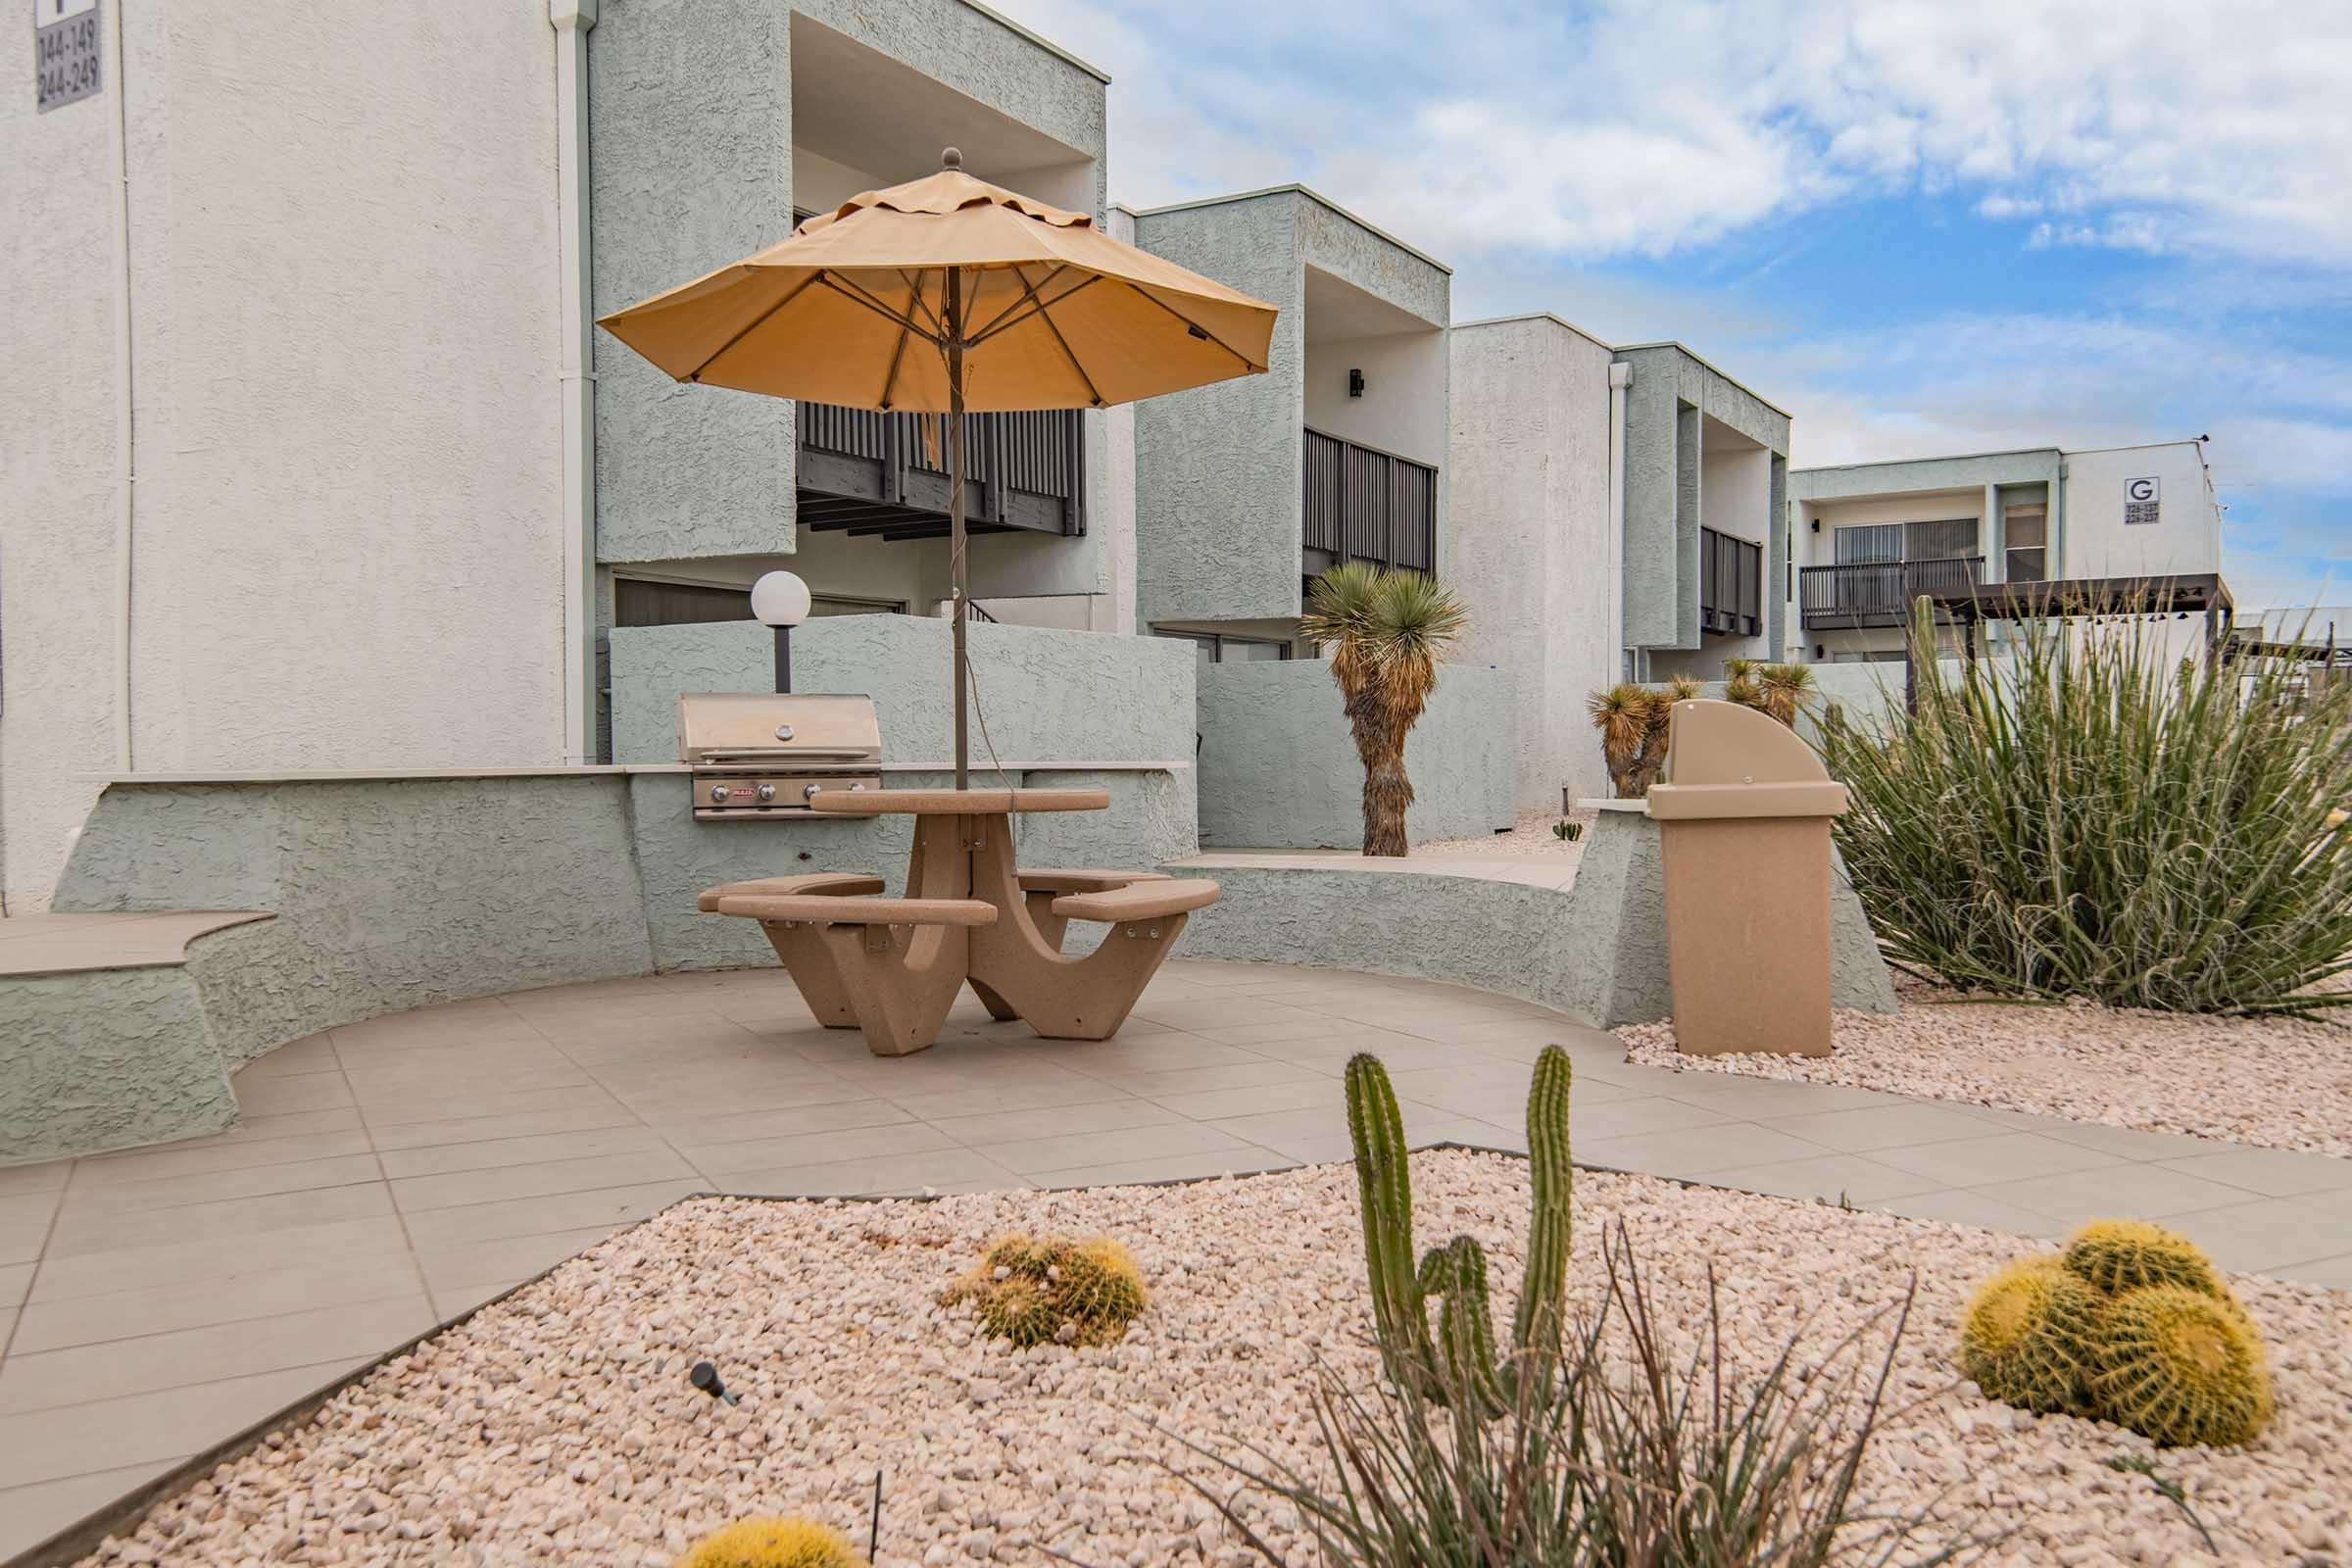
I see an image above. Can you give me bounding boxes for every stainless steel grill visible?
[677,693,883,820]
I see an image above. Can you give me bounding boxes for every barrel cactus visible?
[2091,1285,2273,1447]
[1346,1045,1572,1411]
[1959,1257,2102,1415]
[2061,1219,2225,1299]
[945,1233,1147,1349]
[678,1516,865,1568]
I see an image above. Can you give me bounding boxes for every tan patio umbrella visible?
[599,150,1277,787]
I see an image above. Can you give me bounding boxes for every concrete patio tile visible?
[365,1094,642,1151]
[398,1181,709,1250]
[0,1162,73,1199]
[529,1010,768,1054]
[879,1075,1142,1123]
[71,1129,374,1185]
[1383,1064,1649,1120]
[2021,1119,2240,1162]
[390,1148,699,1213]
[719,1147,1026,1198]
[326,1008,542,1052]
[1266,1037,1490,1074]
[1149,1075,1356,1122]
[1129,996,1329,1031]
[1872,1189,2070,1240]
[1968,1161,2261,1225]
[1018,1033,1272,1075]
[1577,1122,1832,1180]
[926,1098,1181,1148]
[10,1254,427,1355]
[1213,1113,1506,1165]
[1031,1148,1299,1189]
[233,1072,356,1118]
[2158,1197,2352,1274]
[340,1041,589,1094]
[1569,1096,1740,1142]
[643,1098,909,1152]
[43,1181,395,1260]
[0,1262,33,1309]
[375,1124,676,1180]
[183,1106,367,1144]
[412,1224,631,1301]
[2154,1147,2352,1199]
[1760,1102,2015,1154]
[0,1293,433,1415]
[1692,1152,1943,1206]
[0,1458,183,1562]
[1188,1016,1365,1047]
[686,1120,959,1179]
[1066,1057,1336,1098]
[2283,1253,2352,1289]
[1642,1074,1896,1116]
[58,1153,384,1216]
[597,1070,880,1122]
[1868,1133,2130,1188]
[1437,1015,1622,1051]
[233,1034,341,1080]
[0,1196,63,1270]
[0,1360,357,1490]
[27,1217,413,1303]
[1155,959,1298,988]
[973,1120,1259,1178]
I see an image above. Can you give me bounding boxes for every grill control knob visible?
[755,783,777,803]
[804,782,823,801]
[708,783,730,804]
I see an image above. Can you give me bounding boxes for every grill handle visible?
[692,749,880,764]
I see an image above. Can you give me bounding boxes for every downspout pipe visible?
[1607,361,1631,682]
[108,0,135,769]
[553,0,598,764]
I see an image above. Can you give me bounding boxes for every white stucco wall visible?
[1303,330,1449,467]
[2061,442,2221,580]
[3,3,566,911]
[1446,317,1618,809]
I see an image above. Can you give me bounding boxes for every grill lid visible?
[677,693,882,765]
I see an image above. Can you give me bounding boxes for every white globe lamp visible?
[751,570,811,691]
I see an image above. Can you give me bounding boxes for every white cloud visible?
[1004,0,2352,270]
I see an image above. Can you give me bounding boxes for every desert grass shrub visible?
[1183,1230,1969,1568]
[1818,601,2352,1013]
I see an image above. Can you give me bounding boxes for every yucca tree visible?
[1722,656,1765,714]
[1302,564,1467,857]
[1585,675,1698,798]
[1759,661,1820,727]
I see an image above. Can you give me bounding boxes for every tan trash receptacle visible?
[1645,699,1849,1056]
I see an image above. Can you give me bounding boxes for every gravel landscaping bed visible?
[1421,807,1595,862]
[1621,981,2352,1159]
[73,1153,2349,1568]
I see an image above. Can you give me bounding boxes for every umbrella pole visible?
[947,269,969,791]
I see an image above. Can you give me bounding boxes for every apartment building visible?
[1788,439,2225,662]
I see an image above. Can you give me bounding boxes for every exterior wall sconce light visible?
[1348,368,1365,398]
[1809,517,1820,532]
[752,568,813,693]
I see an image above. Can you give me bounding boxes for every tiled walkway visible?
[3,957,2349,1554]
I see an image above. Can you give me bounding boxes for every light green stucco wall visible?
[0,965,237,1164]
[1196,659,1514,848]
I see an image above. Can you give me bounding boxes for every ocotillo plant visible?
[1344,1046,1573,1411]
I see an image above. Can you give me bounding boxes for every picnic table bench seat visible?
[696,873,884,912]
[1048,877,1221,923]
[712,893,998,927]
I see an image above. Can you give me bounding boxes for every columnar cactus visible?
[678,1516,865,1568]
[1345,1046,1573,1410]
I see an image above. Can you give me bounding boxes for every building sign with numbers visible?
[34,0,100,112]
[2124,475,2160,527]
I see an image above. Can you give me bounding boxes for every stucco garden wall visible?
[1196,659,1514,848]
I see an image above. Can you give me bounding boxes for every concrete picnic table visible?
[700,787,1220,1056]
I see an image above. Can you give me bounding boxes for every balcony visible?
[1800,557,1986,629]
[1300,427,1438,577]
[796,404,1085,542]
[1699,527,1763,637]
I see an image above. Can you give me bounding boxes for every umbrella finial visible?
[941,146,962,171]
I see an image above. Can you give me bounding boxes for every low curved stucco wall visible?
[1174,809,1896,1028]
[1197,659,1515,849]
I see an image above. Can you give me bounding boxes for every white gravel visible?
[1420,808,1596,864]
[1621,978,2352,1159]
[74,1153,2350,1568]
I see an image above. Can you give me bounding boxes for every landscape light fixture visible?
[688,1360,740,1405]
[751,569,812,693]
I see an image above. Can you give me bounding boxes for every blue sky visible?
[1003,0,2352,609]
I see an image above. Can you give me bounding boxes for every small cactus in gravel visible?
[677,1516,865,1568]
[1959,1256,2103,1415]
[2092,1285,2273,1447]
[944,1233,1147,1349]
[2061,1219,2225,1299]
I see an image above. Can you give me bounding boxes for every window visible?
[1155,630,1292,671]
[615,578,906,629]
[2004,505,2047,583]
[809,594,907,617]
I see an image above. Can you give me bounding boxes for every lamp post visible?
[751,570,811,693]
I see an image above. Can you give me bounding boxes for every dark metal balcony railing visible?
[1699,527,1763,637]
[1301,427,1438,577]
[1799,557,1985,628]
[795,404,1085,541]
